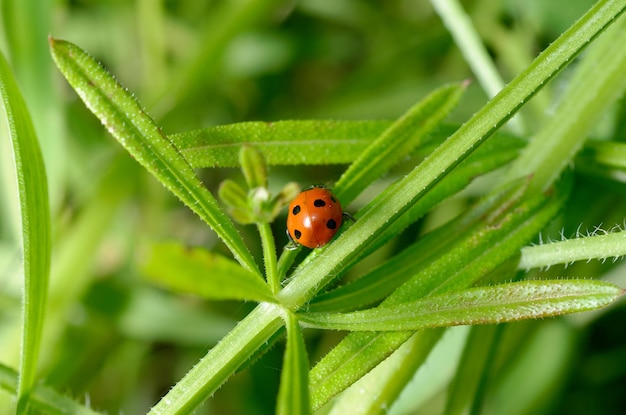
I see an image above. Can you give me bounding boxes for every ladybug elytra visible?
[286,187,353,249]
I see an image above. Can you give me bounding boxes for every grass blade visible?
[0,49,51,413]
[2,0,65,210]
[49,38,259,275]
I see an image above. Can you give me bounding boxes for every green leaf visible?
[168,120,390,167]
[0,49,51,413]
[307,179,567,410]
[307,137,526,312]
[300,280,623,331]
[148,3,626,411]
[2,0,66,210]
[0,363,103,415]
[218,179,254,224]
[257,221,280,294]
[279,1,626,313]
[503,6,626,192]
[325,328,445,415]
[142,243,275,303]
[48,38,260,276]
[333,81,467,205]
[240,144,268,189]
[276,313,310,415]
[349,131,525,262]
[430,1,508,101]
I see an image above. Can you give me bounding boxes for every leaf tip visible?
[48,36,59,48]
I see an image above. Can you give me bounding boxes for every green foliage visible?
[142,243,275,303]
[1,1,626,415]
[300,280,623,331]
[0,49,51,413]
[0,364,101,415]
[49,38,260,276]
[171,120,389,167]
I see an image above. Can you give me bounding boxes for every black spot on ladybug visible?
[292,205,301,215]
[326,219,337,229]
[313,199,326,207]
[330,196,337,203]
[294,229,302,239]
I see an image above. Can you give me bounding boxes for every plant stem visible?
[148,303,283,415]
[519,230,626,270]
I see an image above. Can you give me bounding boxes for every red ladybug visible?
[286,187,354,249]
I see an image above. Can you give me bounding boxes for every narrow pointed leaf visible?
[276,313,310,415]
[148,2,626,412]
[49,38,259,275]
[300,280,623,331]
[308,180,567,409]
[0,50,51,413]
[503,12,626,192]
[143,243,274,303]
[279,0,626,312]
[333,82,467,205]
[169,120,390,168]
[326,329,444,415]
[308,138,525,313]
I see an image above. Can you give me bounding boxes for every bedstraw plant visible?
[1,1,626,414]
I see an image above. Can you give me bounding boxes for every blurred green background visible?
[2,0,626,414]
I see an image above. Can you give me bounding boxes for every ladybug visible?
[286,187,354,249]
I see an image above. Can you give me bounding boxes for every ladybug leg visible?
[285,229,299,250]
[342,212,356,223]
